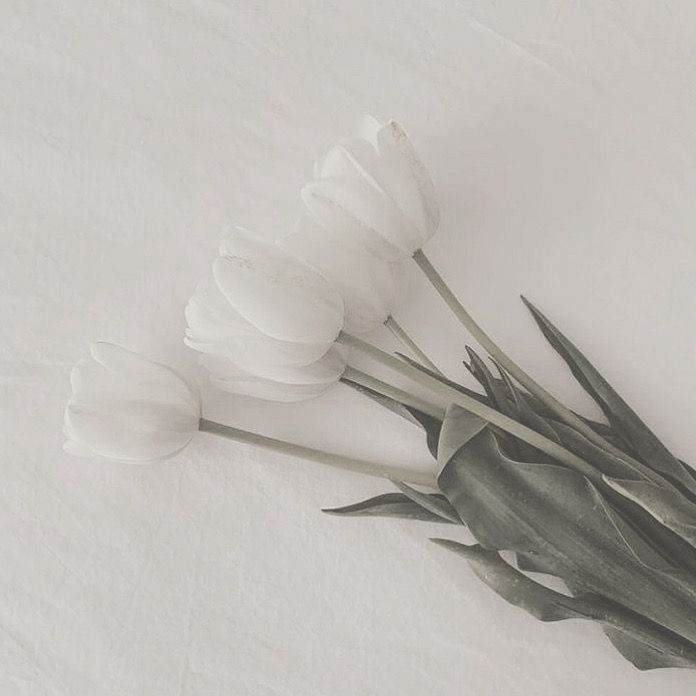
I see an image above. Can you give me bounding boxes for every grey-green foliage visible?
[331,299,696,671]
[432,539,696,670]
[436,404,696,670]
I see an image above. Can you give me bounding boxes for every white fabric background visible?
[3,1,696,694]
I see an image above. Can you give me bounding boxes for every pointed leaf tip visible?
[392,480,462,523]
[324,492,456,524]
[522,297,696,492]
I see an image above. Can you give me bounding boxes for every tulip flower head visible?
[302,115,440,262]
[64,343,201,462]
[185,228,347,401]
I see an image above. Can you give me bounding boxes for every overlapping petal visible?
[199,345,346,402]
[185,228,348,402]
[185,275,331,370]
[64,343,200,462]
[214,228,344,343]
[302,115,439,260]
[281,214,404,335]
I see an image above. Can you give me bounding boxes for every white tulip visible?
[64,343,200,462]
[185,228,348,401]
[280,213,405,335]
[302,115,439,261]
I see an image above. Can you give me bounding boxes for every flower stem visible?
[384,316,441,374]
[412,250,637,460]
[338,332,605,483]
[198,418,437,488]
[342,366,445,420]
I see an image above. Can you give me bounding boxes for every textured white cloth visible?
[3,2,696,694]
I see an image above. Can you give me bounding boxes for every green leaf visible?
[516,552,558,575]
[547,418,645,479]
[526,418,696,574]
[604,476,696,550]
[322,493,456,524]
[435,407,489,473]
[601,628,696,671]
[494,362,561,446]
[464,347,515,416]
[432,540,578,620]
[432,540,696,670]
[521,296,696,493]
[490,373,630,453]
[403,408,441,459]
[391,480,461,524]
[436,404,696,648]
[463,348,532,460]
[395,352,489,404]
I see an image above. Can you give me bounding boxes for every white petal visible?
[202,345,345,386]
[214,228,344,343]
[64,401,197,462]
[357,114,384,145]
[316,143,377,183]
[340,119,439,246]
[185,275,330,370]
[211,373,332,402]
[302,176,420,261]
[63,344,200,462]
[309,116,439,256]
[340,134,429,240]
[199,347,345,402]
[281,215,403,334]
[90,342,200,413]
[375,120,439,240]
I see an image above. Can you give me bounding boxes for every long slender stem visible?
[338,332,616,484]
[343,366,445,420]
[198,418,437,488]
[412,250,643,464]
[384,316,441,375]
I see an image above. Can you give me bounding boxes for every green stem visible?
[198,418,437,488]
[338,332,605,483]
[412,250,645,466]
[384,316,441,375]
[343,366,445,420]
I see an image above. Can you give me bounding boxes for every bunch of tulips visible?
[64,116,696,672]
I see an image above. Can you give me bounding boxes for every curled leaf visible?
[436,404,696,646]
[323,492,455,524]
[603,476,696,549]
[433,539,696,670]
[391,480,461,524]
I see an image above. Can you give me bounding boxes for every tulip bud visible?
[185,228,347,401]
[302,115,439,261]
[64,343,200,462]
